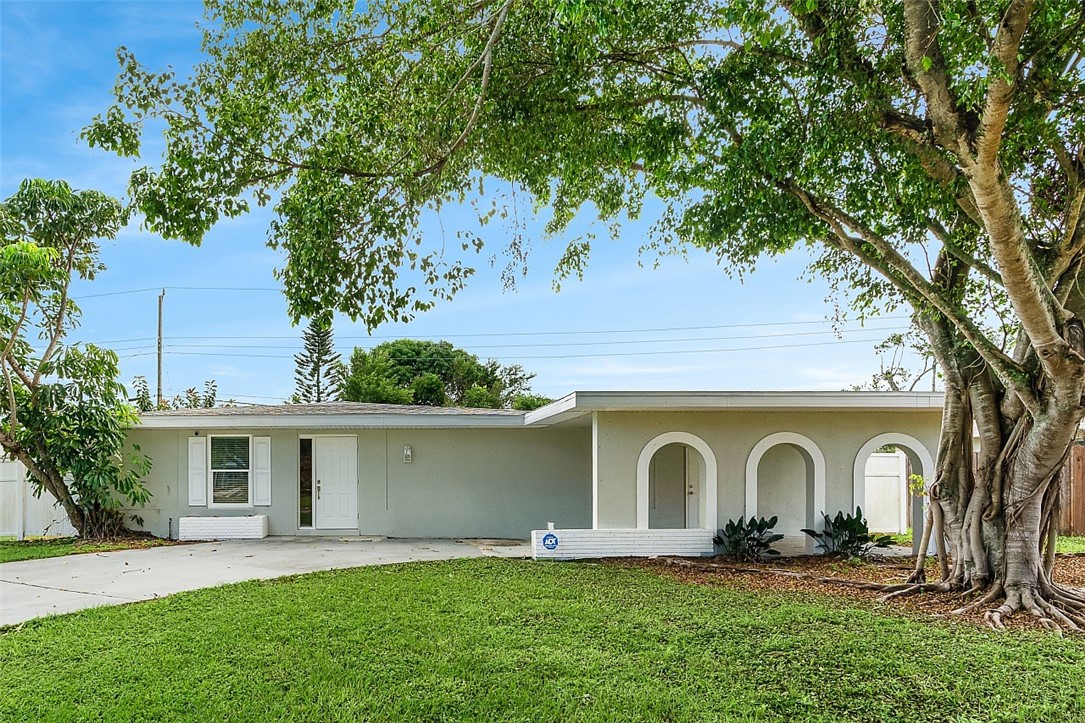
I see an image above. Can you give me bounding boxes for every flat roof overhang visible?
[523,391,946,427]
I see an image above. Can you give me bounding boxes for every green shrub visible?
[801,507,894,558]
[713,516,784,561]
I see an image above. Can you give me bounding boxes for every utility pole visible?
[157,288,166,407]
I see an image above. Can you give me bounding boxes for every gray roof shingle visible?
[140,402,523,418]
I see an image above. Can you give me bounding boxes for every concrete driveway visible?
[0,537,529,627]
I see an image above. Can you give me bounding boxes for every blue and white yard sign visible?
[541,533,559,550]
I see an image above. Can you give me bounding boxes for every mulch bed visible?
[607,554,1085,632]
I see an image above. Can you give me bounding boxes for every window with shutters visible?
[209,436,251,506]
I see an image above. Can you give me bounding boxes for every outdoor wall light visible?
[403,445,413,464]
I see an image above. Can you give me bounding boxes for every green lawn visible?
[1058,536,1085,554]
[0,536,171,564]
[878,530,1085,555]
[2,559,1084,722]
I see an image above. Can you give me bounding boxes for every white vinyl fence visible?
[0,460,77,540]
[864,451,909,534]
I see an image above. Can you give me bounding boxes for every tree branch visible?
[901,0,968,155]
[417,0,512,179]
[976,0,1036,165]
[784,179,1039,411]
[927,217,1002,286]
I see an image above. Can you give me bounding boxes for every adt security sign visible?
[542,533,559,550]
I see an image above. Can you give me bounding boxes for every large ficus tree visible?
[87,1,1085,628]
[0,179,151,539]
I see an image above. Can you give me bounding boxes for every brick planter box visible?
[178,515,269,541]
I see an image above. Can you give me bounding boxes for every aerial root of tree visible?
[876,580,955,603]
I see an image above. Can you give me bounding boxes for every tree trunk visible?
[896,352,1085,630]
[7,443,131,539]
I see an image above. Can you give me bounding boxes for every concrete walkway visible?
[0,537,530,627]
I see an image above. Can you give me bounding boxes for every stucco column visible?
[591,412,600,529]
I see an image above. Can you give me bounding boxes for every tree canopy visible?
[87,2,1085,627]
[340,339,544,409]
[0,179,151,538]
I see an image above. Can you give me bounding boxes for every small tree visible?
[132,376,217,411]
[339,339,535,408]
[339,348,414,405]
[0,179,151,539]
[292,318,341,403]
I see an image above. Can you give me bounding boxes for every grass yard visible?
[0,536,174,564]
[1058,535,1085,554]
[876,530,1085,555]
[3,559,1085,722]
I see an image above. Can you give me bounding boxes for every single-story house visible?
[129,390,943,559]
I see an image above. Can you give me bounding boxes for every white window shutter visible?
[187,436,207,507]
[253,436,272,506]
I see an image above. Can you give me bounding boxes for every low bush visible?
[801,507,894,558]
[713,516,784,561]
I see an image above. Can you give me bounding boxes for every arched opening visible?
[757,444,814,536]
[853,433,935,539]
[745,432,826,539]
[647,442,706,529]
[636,432,718,530]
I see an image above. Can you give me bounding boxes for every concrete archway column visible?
[745,432,826,524]
[852,433,935,511]
[635,432,718,530]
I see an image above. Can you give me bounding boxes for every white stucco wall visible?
[756,444,810,536]
[648,442,686,529]
[592,409,940,531]
[125,405,938,543]
[126,426,591,539]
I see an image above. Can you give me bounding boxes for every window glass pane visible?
[299,439,313,527]
[213,471,250,504]
[211,437,249,470]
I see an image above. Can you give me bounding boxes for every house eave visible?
[524,390,945,427]
[135,413,527,430]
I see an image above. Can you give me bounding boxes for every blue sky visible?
[0,1,920,404]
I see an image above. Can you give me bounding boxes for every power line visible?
[174,315,913,340]
[59,324,912,361]
[162,335,897,361]
[156,324,908,351]
[83,315,912,346]
[73,285,281,300]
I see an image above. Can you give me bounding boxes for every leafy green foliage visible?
[132,376,218,411]
[410,372,447,407]
[511,393,553,411]
[802,507,894,559]
[0,179,151,538]
[713,516,784,561]
[84,0,1085,350]
[339,339,536,408]
[291,318,341,403]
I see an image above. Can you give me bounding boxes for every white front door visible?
[684,448,701,529]
[314,436,358,530]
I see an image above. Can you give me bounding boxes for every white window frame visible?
[208,434,253,508]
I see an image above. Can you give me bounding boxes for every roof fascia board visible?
[137,414,526,430]
[574,391,945,410]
